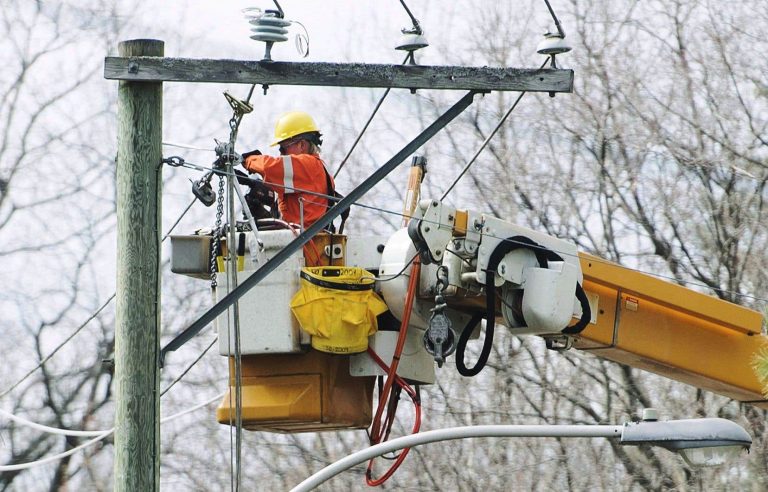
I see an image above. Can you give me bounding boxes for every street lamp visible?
[289,410,751,492]
[619,409,752,467]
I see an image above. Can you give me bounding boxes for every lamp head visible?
[620,416,751,467]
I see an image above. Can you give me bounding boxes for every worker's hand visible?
[241,149,262,159]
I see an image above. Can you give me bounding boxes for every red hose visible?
[366,258,422,486]
[369,258,420,443]
[365,348,422,486]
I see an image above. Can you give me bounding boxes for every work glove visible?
[241,149,262,159]
[234,168,254,186]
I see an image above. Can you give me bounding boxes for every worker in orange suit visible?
[242,111,338,265]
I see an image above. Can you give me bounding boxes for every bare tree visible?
[0,1,141,489]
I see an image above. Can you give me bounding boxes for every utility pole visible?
[114,38,164,492]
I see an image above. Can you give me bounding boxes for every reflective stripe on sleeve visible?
[282,155,295,194]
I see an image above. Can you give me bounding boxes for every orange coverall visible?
[244,153,335,265]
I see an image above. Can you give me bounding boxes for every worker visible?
[242,111,336,229]
[242,111,345,266]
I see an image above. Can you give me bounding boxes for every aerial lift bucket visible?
[216,351,375,432]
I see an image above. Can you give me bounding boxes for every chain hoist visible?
[208,90,255,289]
[209,175,225,289]
[423,265,456,366]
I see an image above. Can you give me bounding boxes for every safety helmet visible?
[271,111,320,146]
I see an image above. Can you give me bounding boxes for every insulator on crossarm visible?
[243,8,291,61]
[395,28,429,65]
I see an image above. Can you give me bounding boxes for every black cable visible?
[455,313,484,376]
[441,60,549,200]
[166,158,768,306]
[562,283,591,335]
[398,0,423,34]
[272,0,284,17]
[455,236,566,377]
[375,253,418,282]
[542,0,565,37]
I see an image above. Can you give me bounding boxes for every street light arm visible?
[289,424,622,492]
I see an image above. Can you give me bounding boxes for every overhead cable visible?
[0,196,197,400]
[160,336,218,397]
[398,0,423,34]
[542,0,566,37]
[0,294,115,400]
[164,158,768,305]
[0,392,224,472]
[334,53,411,179]
[441,60,548,200]
[163,141,215,152]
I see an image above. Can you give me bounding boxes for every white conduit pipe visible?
[0,393,224,472]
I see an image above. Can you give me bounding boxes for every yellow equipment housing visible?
[575,253,767,407]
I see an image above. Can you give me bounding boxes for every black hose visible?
[455,313,484,376]
[561,282,591,335]
[454,235,573,377]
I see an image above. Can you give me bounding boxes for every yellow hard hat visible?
[271,111,320,146]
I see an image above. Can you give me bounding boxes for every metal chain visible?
[210,176,225,288]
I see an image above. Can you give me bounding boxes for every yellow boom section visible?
[575,253,767,407]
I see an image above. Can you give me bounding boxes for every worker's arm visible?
[243,154,280,178]
[244,154,329,194]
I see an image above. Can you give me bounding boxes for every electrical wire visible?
[0,392,225,472]
[332,0,427,179]
[160,336,218,397]
[0,294,115,400]
[441,59,549,200]
[364,347,422,486]
[0,195,197,400]
[366,259,420,486]
[373,252,418,282]
[163,141,215,152]
[220,84,259,492]
[542,0,566,37]
[398,0,423,35]
[2,331,222,440]
[333,53,411,179]
[166,159,768,306]
[0,409,108,438]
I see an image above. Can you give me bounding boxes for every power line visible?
[167,158,768,306]
[0,197,198,400]
[333,53,411,179]
[160,336,218,397]
[0,392,224,472]
[442,60,548,200]
[162,141,215,152]
[0,294,115,400]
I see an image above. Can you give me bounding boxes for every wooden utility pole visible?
[114,38,164,492]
